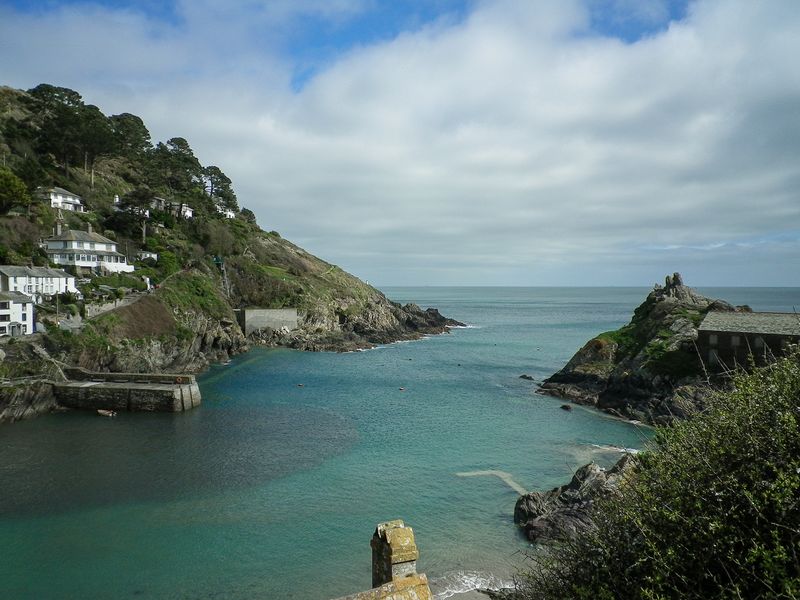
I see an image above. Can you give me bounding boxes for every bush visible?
[519,350,800,599]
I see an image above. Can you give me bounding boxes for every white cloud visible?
[1,0,799,285]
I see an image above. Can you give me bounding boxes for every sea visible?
[0,287,798,599]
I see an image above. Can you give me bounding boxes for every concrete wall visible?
[237,308,299,336]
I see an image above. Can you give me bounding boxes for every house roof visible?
[0,265,73,279]
[39,186,83,199]
[699,311,800,336]
[0,291,33,304]
[47,229,116,244]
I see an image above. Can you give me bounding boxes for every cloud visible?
[1,0,799,285]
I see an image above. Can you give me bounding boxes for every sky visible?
[1,0,798,286]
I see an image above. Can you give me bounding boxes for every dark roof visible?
[47,229,116,244]
[0,265,72,278]
[699,311,800,336]
[0,291,33,303]
[39,186,82,199]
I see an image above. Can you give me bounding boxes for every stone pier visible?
[53,367,201,413]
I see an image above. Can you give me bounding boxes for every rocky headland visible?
[539,273,749,425]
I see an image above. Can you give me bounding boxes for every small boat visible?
[97,409,117,417]
[560,404,573,411]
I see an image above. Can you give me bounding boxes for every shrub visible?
[518,350,800,599]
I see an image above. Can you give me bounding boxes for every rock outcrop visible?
[539,273,746,424]
[514,455,634,543]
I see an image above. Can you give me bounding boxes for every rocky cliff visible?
[540,273,747,424]
[514,454,634,543]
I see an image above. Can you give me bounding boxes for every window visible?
[77,241,84,248]
[709,334,718,346]
[0,315,9,322]
[21,312,26,321]
[90,243,95,249]
[0,301,8,310]
[754,337,764,349]
[731,335,740,347]
[0,326,6,334]
[709,349,719,365]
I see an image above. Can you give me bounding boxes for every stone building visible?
[698,311,800,369]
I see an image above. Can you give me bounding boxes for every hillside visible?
[539,273,748,424]
[0,83,460,383]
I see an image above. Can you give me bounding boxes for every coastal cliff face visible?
[514,455,634,543]
[540,273,745,424]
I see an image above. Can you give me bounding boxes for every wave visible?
[430,570,514,599]
[447,324,481,329]
[589,443,640,455]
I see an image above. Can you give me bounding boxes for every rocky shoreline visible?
[537,273,741,425]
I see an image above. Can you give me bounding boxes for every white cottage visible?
[0,291,34,336]
[45,229,134,274]
[152,197,193,219]
[38,187,87,212]
[0,265,79,303]
[215,204,236,219]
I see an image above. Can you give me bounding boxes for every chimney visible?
[371,520,420,588]
[87,222,93,234]
[55,221,62,236]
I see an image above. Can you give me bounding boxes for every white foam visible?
[447,324,481,329]
[430,570,514,599]
[589,443,640,455]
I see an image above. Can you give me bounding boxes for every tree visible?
[203,165,238,209]
[119,187,153,244]
[0,167,31,214]
[79,104,115,188]
[27,84,85,176]
[149,137,203,198]
[109,113,152,159]
[240,207,257,224]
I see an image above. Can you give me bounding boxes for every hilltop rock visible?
[539,273,743,424]
[514,455,634,543]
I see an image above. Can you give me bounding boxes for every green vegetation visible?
[155,271,231,320]
[519,350,800,599]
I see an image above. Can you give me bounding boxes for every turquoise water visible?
[1,287,797,599]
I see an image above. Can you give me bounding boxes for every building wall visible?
[237,308,299,335]
[697,330,799,369]
[0,298,33,336]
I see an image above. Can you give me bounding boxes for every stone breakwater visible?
[53,367,201,413]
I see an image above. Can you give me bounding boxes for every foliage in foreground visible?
[519,351,800,599]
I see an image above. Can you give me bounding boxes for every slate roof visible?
[0,265,73,279]
[0,291,34,303]
[39,186,83,199]
[699,311,800,336]
[47,230,116,244]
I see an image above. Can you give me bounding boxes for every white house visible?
[215,204,236,219]
[38,187,87,212]
[137,250,158,261]
[0,265,79,303]
[0,291,34,337]
[44,228,135,274]
[152,197,193,219]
